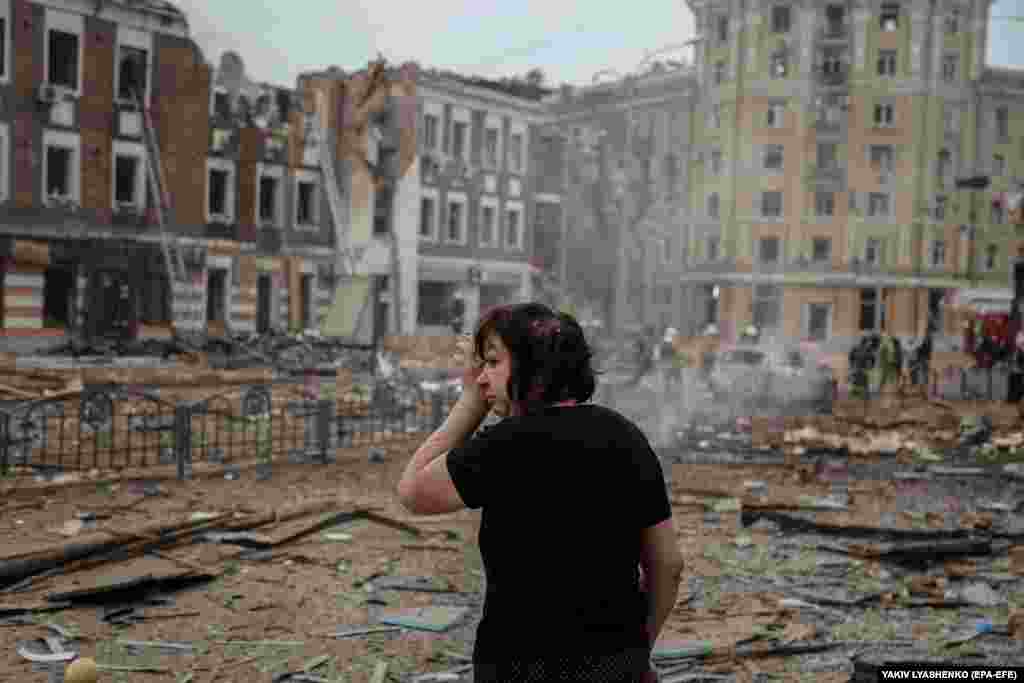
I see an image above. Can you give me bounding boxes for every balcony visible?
[819,23,850,41]
[817,67,848,87]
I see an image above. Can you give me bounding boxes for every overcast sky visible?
[172,0,1023,87]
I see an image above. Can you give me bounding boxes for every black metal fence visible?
[0,376,459,480]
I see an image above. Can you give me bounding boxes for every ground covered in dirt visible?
[2,412,1024,682]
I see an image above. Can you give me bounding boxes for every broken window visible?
[206,268,227,323]
[714,61,726,85]
[825,5,845,35]
[770,52,788,78]
[859,288,879,330]
[117,45,148,101]
[46,146,72,198]
[446,201,463,242]
[880,4,900,32]
[48,30,79,90]
[373,185,393,236]
[864,238,884,265]
[208,168,228,219]
[300,274,313,330]
[258,175,278,224]
[929,240,946,267]
[43,266,73,328]
[771,5,791,33]
[984,244,998,271]
[874,103,895,127]
[710,148,723,174]
[452,121,467,160]
[506,209,521,248]
[867,192,891,217]
[996,107,1009,141]
[761,191,783,218]
[805,303,831,341]
[763,144,784,170]
[509,133,523,172]
[812,237,832,261]
[297,181,318,226]
[822,48,845,76]
[114,154,139,207]
[994,154,1006,177]
[816,191,835,217]
[870,144,895,173]
[818,142,838,170]
[479,205,495,246]
[423,114,438,149]
[213,90,231,119]
[877,50,896,77]
[937,149,951,182]
[256,274,272,333]
[941,55,958,82]
[419,197,435,239]
[485,128,498,167]
[759,236,780,263]
[707,236,720,261]
[0,18,6,79]
[707,192,720,219]
[752,284,781,331]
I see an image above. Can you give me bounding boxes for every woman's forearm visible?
[644,565,683,645]
[403,395,489,477]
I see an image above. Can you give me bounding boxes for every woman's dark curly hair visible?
[473,302,602,416]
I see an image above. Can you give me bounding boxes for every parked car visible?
[709,345,834,410]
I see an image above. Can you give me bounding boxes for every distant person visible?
[397,303,684,682]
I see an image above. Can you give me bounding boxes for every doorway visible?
[257,273,272,333]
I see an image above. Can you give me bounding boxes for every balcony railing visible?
[817,68,848,87]
[819,23,850,40]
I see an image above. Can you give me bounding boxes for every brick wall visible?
[80,17,116,218]
[152,37,211,228]
[12,1,43,208]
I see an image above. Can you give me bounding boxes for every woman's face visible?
[477,332,513,417]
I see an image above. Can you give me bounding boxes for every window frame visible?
[763,144,784,171]
[115,27,152,107]
[928,239,946,268]
[864,237,883,265]
[418,191,438,242]
[758,236,781,264]
[707,192,720,219]
[771,5,791,33]
[206,158,236,223]
[766,102,785,128]
[867,192,891,218]
[484,127,499,168]
[760,190,783,218]
[880,3,900,32]
[293,170,321,229]
[984,244,998,271]
[44,10,84,95]
[504,203,524,250]
[873,103,895,128]
[444,195,468,246]
[42,129,81,205]
[0,1,11,86]
[941,54,958,83]
[812,237,832,262]
[256,163,284,228]
[508,131,525,173]
[706,235,720,262]
[877,49,897,77]
[111,140,147,212]
[478,200,498,248]
[423,113,439,150]
[803,302,833,341]
[451,120,468,161]
[815,191,835,217]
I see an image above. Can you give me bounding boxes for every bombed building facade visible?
[540,0,1024,346]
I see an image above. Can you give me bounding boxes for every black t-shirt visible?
[446,403,673,661]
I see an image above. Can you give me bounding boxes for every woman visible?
[397,303,684,682]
